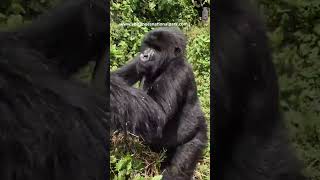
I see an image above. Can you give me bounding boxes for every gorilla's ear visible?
[17,0,108,74]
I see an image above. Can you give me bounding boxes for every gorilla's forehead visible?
[150,27,182,34]
[143,27,187,49]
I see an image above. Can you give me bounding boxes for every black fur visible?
[213,1,305,179]
[110,75,165,143]
[114,27,208,180]
[0,0,108,179]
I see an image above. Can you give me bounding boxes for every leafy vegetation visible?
[258,0,320,179]
[0,0,60,29]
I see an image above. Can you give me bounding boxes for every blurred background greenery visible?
[0,0,319,179]
[257,1,320,179]
[0,0,60,29]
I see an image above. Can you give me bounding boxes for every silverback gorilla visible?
[213,1,305,179]
[0,0,108,179]
[113,27,208,180]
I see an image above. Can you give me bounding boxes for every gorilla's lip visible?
[140,53,149,62]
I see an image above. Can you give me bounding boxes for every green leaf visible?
[116,155,132,171]
[117,170,127,180]
[132,175,144,180]
[149,2,156,10]
[126,161,132,174]
[151,175,163,180]
[110,155,117,164]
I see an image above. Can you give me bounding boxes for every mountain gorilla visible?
[213,1,305,179]
[114,27,208,180]
[0,0,108,179]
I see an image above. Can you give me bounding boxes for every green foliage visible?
[111,0,198,25]
[186,25,210,180]
[111,153,164,180]
[110,0,201,71]
[110,133,166,180]
[0,0,60,29]
[110,22,150,70]
[186,25,210,120]
[258,0,320,179]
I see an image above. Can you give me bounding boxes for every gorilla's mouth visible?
[140,48,155,62]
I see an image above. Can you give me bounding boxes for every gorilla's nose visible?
[140,53,149,62]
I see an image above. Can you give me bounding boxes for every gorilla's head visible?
[136,27,187,79]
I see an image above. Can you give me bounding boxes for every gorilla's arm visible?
[112,56,142,85]
[110,75,165,142]
[114,57,193,119]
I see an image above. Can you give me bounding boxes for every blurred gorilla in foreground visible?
[113,27,207,180]
[213,1,305,179]
[0,0,109,179]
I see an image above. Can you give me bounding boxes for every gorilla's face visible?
[139,48,155,62]
[136,46,162,78]
[136,28,186,80]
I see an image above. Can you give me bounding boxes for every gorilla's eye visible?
[152,45,161,52]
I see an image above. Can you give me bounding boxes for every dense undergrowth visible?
[258,1,320,179]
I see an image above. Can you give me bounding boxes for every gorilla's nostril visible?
[140,53,149,62]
